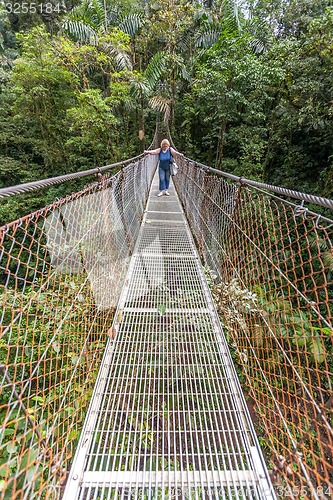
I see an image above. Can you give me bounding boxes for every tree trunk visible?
[215,117,226,170]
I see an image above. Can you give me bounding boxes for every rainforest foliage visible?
[0,0,332,222]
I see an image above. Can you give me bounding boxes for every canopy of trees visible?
[0,0,332,222]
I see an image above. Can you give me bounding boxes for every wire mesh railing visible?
[173,160,333,499]
[1,148,333,499]
[62,171,276,500]
[0,155,156,499]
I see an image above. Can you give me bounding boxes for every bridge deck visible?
[63,171,275,499]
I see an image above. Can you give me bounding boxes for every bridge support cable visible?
[63,172,275,499]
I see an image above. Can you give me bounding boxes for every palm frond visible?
[62,19,98,44]
[192,48,207,63]
[88,0,106,22]
[118,13,143,37]
[193,8,213,23]
[65,0,119,35]
[87,0,119,31]
[252,323,264,348]
[66,0,92,19]
[144,52,167,88]
[180,66,191,81]
[245,17,272,54]
[149,95,170,125]
[311,237,329,251]
[232,0,241,31]
[129,76,152,99]
[170,54,191,82]
[221,14,240,34]
[101,42,132,70]
[194,25,221,48]
[107,9,120,25]
[0,33,4,53]
[322,251,333,270]
[177,31,193,54]
[114,51,132,71]
[221,0,244,32]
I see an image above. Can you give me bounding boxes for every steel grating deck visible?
[63,172,276,499]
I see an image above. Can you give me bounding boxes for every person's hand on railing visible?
[144,149,160,155]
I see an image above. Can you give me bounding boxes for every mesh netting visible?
[174,161,333,498]
[1,152,333,499]
[0,157,156,499]
[63,171,275,500]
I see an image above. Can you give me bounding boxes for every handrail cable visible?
[1,152,332,213]
[192,159,333,211]
[0,153,144,199]
[1,142,333,498]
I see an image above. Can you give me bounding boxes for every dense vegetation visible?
[0,3,332,494]
[0,0,332,223]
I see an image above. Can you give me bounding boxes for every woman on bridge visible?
[144,139,178,197]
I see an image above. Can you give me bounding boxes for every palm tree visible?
[61,0,143,68]
[61,0,267,139]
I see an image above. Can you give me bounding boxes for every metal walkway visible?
[63,171,275,499]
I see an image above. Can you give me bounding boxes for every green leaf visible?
[6,442,17,454]
[31,396,44,404]
[0,429,14,439]
[25,465,37,483]
[68,429,78,440]
[310,337,326,364]
[20,448,39,471]
[157,304,166,316]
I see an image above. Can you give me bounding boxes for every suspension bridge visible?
[0,143,333,499]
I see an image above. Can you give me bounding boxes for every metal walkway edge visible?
[63,171,276,499]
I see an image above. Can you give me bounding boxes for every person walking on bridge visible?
[144,139,178,197]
